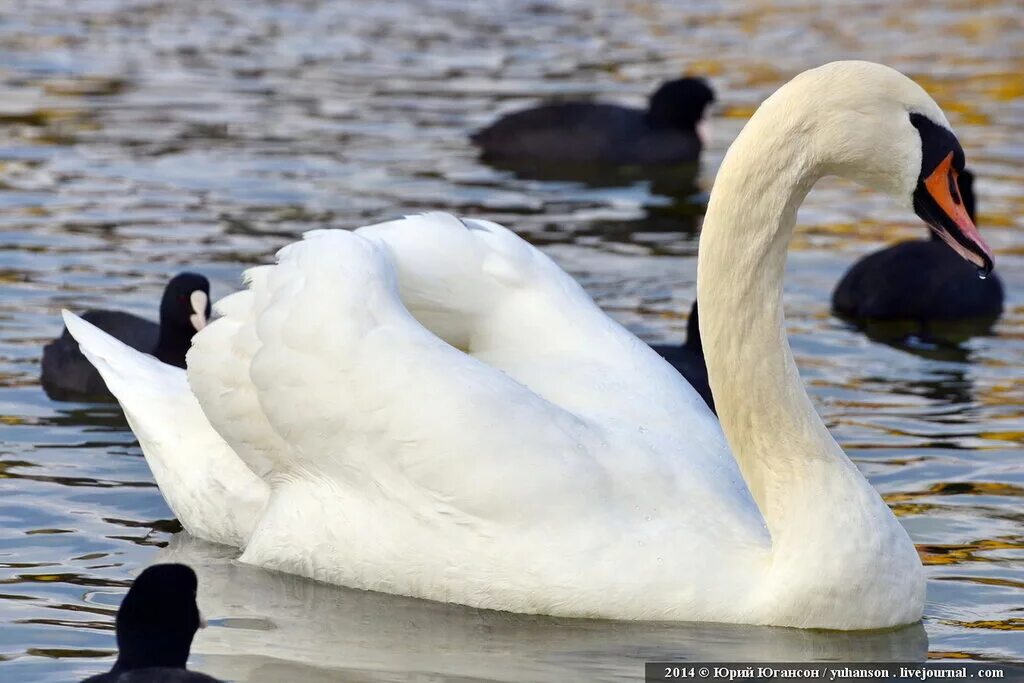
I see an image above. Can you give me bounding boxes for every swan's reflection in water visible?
[157,536,928,682]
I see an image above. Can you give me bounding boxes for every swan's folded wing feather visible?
[355,212,717,436]
[186,268,289,481]
[353,212,584,350]
[61,310,268,547]
[245,230,614,524]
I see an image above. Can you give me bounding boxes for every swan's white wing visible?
[229,225,766,613]
[242,230,609,522]
[62,311,268,547]
[249,224,758,521]
[356,213,717,435]
[186,266,290,481]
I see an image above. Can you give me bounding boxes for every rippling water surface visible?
[0,1,1022,680]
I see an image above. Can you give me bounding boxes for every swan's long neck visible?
[696,101,914,574]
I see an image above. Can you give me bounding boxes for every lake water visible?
[0,1,1021,681]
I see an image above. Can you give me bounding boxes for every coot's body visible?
[43,311,160,398]
[82,668,221,683]
[832,240,1003,320]
[42,273,210,400]
[650,301,714,413]
[472,77,714,166]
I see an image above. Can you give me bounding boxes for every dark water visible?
[0,1,1021,681]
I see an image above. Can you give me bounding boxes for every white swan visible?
[63,61,993,630]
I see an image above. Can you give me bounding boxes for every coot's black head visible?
[113,563,202,673]
[647,77,715,132]
[160,272,211,334]
[910,115,992,275]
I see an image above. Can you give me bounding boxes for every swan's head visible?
[775,61,993,274]
[161,272,211,334]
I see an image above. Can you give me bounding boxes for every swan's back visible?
[174,213,768,619]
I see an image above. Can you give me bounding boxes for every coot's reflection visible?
[157,535,928,683]
[836,316,998,364]
[486,158,707,239]
[859,366,976,407]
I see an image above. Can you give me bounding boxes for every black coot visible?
[80,563,221,683]
[42,273,211,400]
[472,77,715,166]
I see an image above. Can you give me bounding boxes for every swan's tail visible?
[61,311,268,547]
[62,309,186,400]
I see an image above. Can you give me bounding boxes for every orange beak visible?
[916,152,994,274]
